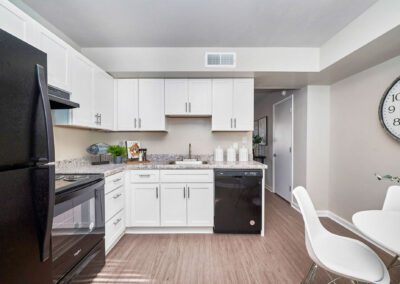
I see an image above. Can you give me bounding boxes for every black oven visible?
[53,174,105,283]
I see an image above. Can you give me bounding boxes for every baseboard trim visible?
[125,227,214,234]
[316,210,395,257]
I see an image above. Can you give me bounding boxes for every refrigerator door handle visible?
[35,65,55,262]
[35,64,55,164]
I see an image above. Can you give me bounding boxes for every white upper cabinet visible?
[94,69,114,130]
[38,28,69,91]
[212,79,234,130]
[165,79,188,116]
[116,79,139,131]
[138,79,165,131]
[165,79,212,116]
[69,53,94,127]
[212,78,254,131]
[233,79,254,131]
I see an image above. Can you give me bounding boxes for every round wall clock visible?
[379,76,400,141]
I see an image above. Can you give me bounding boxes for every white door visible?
[273,96,293,202]
[233,79,254,131]
[165,79,188,116]
[39,29,69,91]
[138,79,165,131]
[69,55,94,127]
[129,183,160,226]
[94,70,114,130]
[212,79,233,131]
[116,79,138,131]
[160,184,187,226]
[188,79,212,116]
[187,183,213,226]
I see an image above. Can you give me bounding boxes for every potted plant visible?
[107,145,127,164]
[253,134,262,156]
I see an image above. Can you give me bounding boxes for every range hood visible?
[48,85,79,109]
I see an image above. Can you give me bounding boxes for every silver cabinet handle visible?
[230,118,233,128]
[94,113,99,124]
[183,186,186,198]
[113,193,122,199]
[113,178,122,183]
[189,102,191,113]
[73,249,82,257]
[99,113,102,125]
[234,118,236,128]
[113,218,122,225]
[187,187,190,199]
[134,118,137,128]
[139,174,151,178]
[139,118,141,128]
[185,102,188,113]
[156,186,159,199]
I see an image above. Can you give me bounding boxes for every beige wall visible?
[329,54,400,221]
[54,117,252,161]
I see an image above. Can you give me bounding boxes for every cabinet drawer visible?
[105,172,124,194]
[130,170,159,183]
[160,170,213,183]
[105,210,125,252]
[105,185,124,222]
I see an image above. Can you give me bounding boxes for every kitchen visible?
[1,0,400,283]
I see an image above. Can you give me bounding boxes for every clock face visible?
[379,77,400,141]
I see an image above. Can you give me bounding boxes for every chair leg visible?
[301,262,318,284]
[387,254,399,270]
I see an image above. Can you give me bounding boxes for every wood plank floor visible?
[89,191,399,283]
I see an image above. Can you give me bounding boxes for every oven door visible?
[52,180,104,283]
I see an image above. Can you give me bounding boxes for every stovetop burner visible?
[55,173,103,194]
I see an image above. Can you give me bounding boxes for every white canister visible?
[239,146,248,162]
[214,146,224,162]
[227,147,236,162]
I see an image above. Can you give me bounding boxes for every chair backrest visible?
[383,185,400,211]
[293,187,325,246]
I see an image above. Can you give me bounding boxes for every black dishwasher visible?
[214,169,262,234]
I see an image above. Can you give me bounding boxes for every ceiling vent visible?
[205,52,236,67]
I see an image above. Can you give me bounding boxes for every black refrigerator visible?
[0,29,54,283]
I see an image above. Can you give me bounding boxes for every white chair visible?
[382,185,400,269]
[383,185,400,211]
[293,186,390,284]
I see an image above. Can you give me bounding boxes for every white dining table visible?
[353,210,400,268]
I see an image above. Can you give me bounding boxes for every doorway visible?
[273,95,293,202]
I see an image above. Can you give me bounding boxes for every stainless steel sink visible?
[169,159,208,165]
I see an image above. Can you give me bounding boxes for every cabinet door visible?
[187,183,214,226]
[188,79,212,116]
[212,79,233,131]
[94,70,114,130]
[160,184,187,227]
[0,2,27,41]
[165,79,188,116]
[138,79,165,131]
[128,183,160,227]
[69,54,94,127]
[116,79,138,130]
[38,29,69,91]
[233,79,254,131]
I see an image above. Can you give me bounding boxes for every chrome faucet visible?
[189,143,192,159]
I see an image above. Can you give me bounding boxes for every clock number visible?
[391,93,400,102]
[393,118,400,126]
[388,106,396,113]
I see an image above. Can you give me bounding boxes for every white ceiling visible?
[18,0,377,48]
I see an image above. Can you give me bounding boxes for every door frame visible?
[272,95,294,203]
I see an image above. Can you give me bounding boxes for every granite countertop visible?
[56,158,267,177]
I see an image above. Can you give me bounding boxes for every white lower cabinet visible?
[160,183,187,226]
[187,183,214,226]
[105,172,125,253]
[127,170,214,229]
[128,183,160,226]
